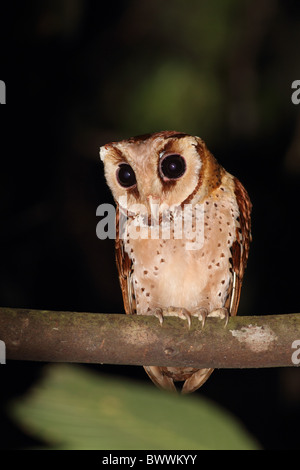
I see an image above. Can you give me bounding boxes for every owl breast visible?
[125,175,240,315]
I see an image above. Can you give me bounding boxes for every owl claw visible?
[142,307,229,329]
[141,307,192,328]
[163,307,192,329]
[192,307,209,328]
[142,308,164,326]
[192,307,230,328]
[178,309,192,329]
[207,308,230,328]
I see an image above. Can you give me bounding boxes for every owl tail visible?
[143,366,177,392]
[144,366,214,394]
[182,368,214,394]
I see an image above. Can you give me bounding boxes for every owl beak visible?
[146,195,161,221]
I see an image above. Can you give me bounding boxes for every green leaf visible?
[9,364,259,450]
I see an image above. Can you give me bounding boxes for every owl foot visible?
[162,306,192,329]
[192,307,230,328]
[142,308,164,325]
[191,307,209,328]
[207,308,230,327]
[143,307,192,328]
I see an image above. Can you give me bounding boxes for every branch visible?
[0,307,299,368]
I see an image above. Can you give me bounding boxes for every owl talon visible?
[141,307,192,328]
[207,308,230,328]
[192,307,209,328]
[163,307,192,329]
[142,308,164,326]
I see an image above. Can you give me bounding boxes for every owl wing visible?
[226,177,252,316]
[115,204,136,315]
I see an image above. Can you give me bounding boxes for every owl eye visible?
[160,154,186,180]
[116,164,137,188]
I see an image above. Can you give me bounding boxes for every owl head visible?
[100,131,221,216]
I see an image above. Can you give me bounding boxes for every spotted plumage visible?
[100,131,252,393]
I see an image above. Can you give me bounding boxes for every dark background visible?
[0,0,299,449]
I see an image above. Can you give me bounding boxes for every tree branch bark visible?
[0,307,299,368]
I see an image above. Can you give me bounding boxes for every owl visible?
[100,131,251,393]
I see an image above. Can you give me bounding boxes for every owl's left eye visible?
[116,164,137,188]
[160,154,186,180]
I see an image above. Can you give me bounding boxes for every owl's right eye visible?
[116,164,137,188]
